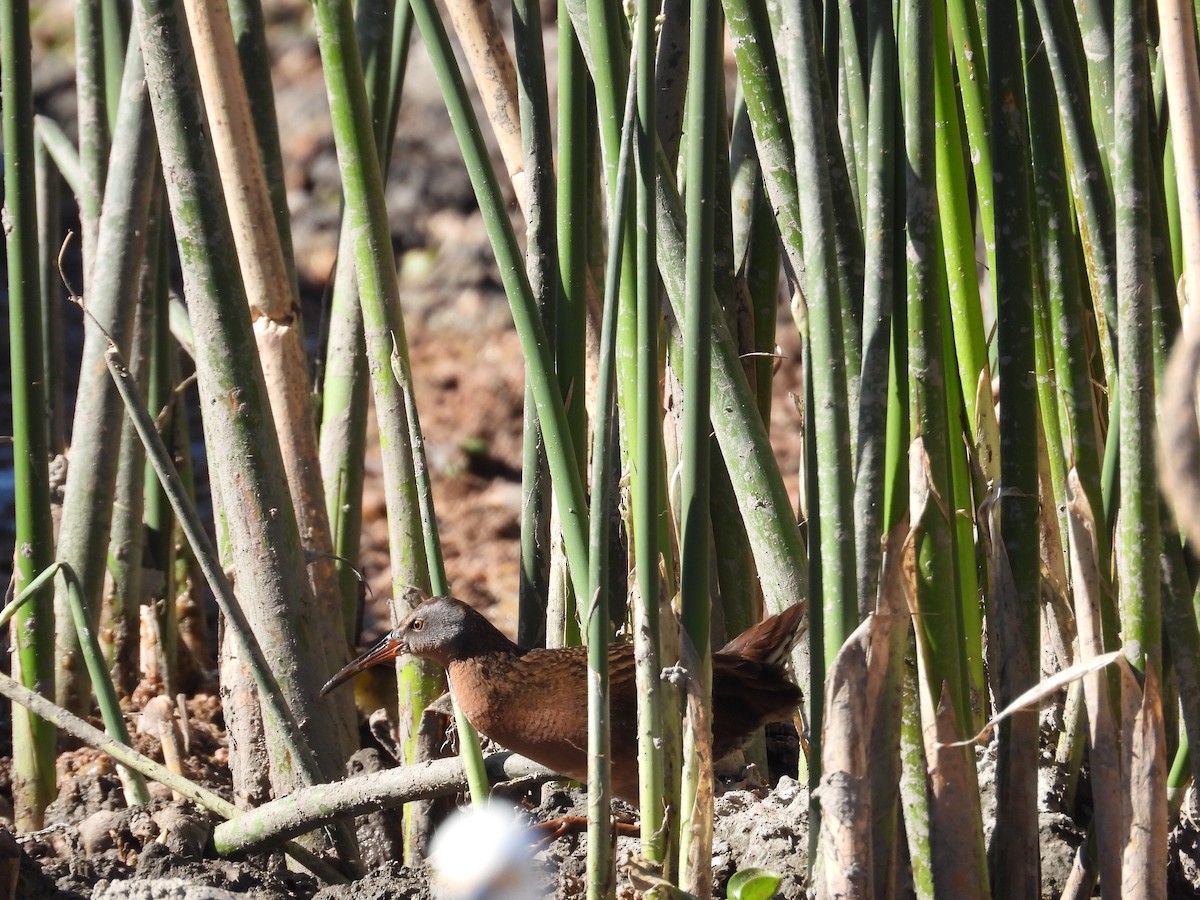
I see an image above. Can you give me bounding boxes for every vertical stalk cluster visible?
[11,0,1200,894]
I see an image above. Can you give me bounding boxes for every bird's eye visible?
[411,619,424,632]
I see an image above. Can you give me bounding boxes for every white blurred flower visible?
[427,802,539,900]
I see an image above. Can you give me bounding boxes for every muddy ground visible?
[8,1,1200,897]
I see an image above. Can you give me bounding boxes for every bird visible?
[322,595,806,805]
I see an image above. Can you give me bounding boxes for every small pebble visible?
[152,806,210,859]
[78,810,123,855]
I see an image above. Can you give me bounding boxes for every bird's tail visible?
[717,601,807,668]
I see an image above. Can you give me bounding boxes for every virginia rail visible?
[322,596,806,804]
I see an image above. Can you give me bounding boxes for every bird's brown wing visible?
[450,643,643,802]
[710,654,803,759]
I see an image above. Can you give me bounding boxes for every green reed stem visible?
[988,1,1042,891]
[585,67,637,900]
[677,6,719,894]
[54,34,158,715]
[408,0,591,602]
[633,0,669,864]
[2,0,59,830]
[514,0,558,648]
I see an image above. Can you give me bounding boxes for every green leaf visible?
[727,867,783,900]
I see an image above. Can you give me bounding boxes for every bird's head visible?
[321,595,495,695]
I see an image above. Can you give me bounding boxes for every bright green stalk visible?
[944,0,996,283]
[53,33,158,715]
[802,358,823,846]
[1113,0,1167,877]
[988,3,1041,890]
[1164,127,1184,281]
[320,0,399,639]
[677,4,718,891]
[1113,0,1161,679]
[585,0,627,190]
[1169,736,1191,820]
[142,211,179,690]
[932,9,991,440]
[938,312,983,727]
[3,0,58,830]
[407,0,590,602]
[584,0,639,489]
[901,0,972,755]
[932,2,988,713]
[882,296,910,534]
[633,0,668,863]
[556,4,588,484]
[585,72,636,900]
[781,0,857,665]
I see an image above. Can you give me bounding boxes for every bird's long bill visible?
[320,634,405,696]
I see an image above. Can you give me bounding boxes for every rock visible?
[712,777,810,899]
[152,806,210,859]
[79,809,124,855]
[92,877,240,899]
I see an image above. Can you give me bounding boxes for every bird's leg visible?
[527,813,641,848]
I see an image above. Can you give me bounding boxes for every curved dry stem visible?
[212,753,553,854]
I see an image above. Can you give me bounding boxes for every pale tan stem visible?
[138,695,186,800]
[1158,0,1200,301]
[442,0,527,208]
